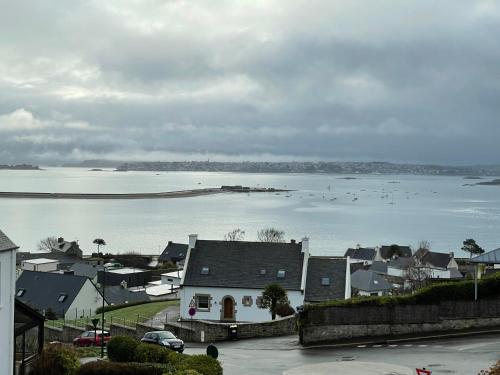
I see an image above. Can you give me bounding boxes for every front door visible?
[223,297,234,320]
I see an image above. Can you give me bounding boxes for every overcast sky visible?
[1,1,499,165]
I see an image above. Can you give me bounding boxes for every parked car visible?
[73,330,111,347]
[141,331,184,353]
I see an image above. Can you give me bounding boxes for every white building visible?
[21,258,59,272]
[180,235,311,322]
[0,230,18,375]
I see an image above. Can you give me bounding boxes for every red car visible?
[73,330,111,347]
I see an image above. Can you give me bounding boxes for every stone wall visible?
[299,298,500,345]
[44,325,85,343]
[167,315,297,342]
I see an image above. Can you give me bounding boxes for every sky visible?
[1,0,499,165]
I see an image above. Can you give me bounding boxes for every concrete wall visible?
[299,298,500,345]
[180,286,303,322]
[167,315,297,342]
[44,324,85,343]
[0,248,16,375]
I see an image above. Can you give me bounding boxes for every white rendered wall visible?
[65,279,106,320]
[180,286,304,322]
[21,260,58,272]
[0,249,16,374]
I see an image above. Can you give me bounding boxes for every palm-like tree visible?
[93,238,106,257]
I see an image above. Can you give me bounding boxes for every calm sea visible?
[0,167,499,256]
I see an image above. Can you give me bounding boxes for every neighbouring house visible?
[97,267,152,288]
[51,237,83,258]
[101,285,149,306]
[344,246,377,265]
[304,257,351,303]
[387,257,413,277]
[21,258,59,272]
[0,230,19,375]
[159,241,188,266]
[351,269,395,296]
[146,284,180,301]
[414,249,462,279]
[376,245,412,261]
[16,270,106,320]
[16,251,79,270]
[369,261,388,275]
[62,263,100,282]
[180,235,310,322]
[161,270,183,286]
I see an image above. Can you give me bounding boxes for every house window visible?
[277,270,285,278]
[242,296,253,306]
[256,296,263,307]
[321,277,330,286]
[201,267,210,275]
[17,289,26,297]
[195,294,210,311]
[58,293,67,303]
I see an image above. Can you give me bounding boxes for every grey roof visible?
[102,285,150,305]
[159,242,188,263]
[0,230,18,252]
[387,256,413,269]
[16,270,90,317]
[304,257,346,302]
[370,261,388,274]
[344,247,376,261]
[379,245,412,259]
[183,240,305,290]
[418,250,452,269]
[351,269,393,292]
[66,263,100,279]
[17,251,79,267]
[471,248,500,264]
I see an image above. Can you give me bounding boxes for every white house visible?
[180,235,311,322]
[16,270,106,320]
[0,230,18,375]
[21,258,59,272]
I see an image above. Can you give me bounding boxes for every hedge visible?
[107,336,139,363]
[134,342,171,364]
[30,345,80,375]
[77,362,166,375]
[307,273,500,310]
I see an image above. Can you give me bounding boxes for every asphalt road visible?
[187,333,500,375]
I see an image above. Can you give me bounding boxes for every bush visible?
[77,361,166,375]
[134,342,171,364]
[107,336,139,363]
[172,370,202,375]
[276,303,295,317]
[178,355,223,375]
[30,345,80,375]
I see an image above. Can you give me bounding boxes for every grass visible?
[52,300,179,329]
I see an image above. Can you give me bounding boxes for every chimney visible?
[356,244,361,249]
[301,237,309,254]
[188,234,198,250]
[449,251,454,258]
[290,239,296,244]
[168,241,173,246]
[300,237,310,292]
[58,237,64,243]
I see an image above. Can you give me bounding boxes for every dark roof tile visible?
[304,257,346,302]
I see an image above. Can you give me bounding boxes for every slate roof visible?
[183,240,305,290]
[16,270,89,317]
[0,230,18,252]
[370,261,388,274]
[65,263,100,279]
[379,245,412,259]
[344,247,376,261]
[159,242,188,263]
[471,248,500,264]
[102,285,150,305]
[387,256,413,270]
[17,251,78,267]
[351,269,393,292]
[418,250,452,269]
[304,257,346,302]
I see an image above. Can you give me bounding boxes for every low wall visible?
[299,298,500,345]
[168,315,297,342]
[44,325,85,343]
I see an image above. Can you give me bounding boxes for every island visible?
[0,164,41,170]
[476,179,500,186]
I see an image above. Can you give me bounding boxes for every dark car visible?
[73,330,111,347]
[141,331,184,353]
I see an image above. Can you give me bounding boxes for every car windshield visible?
[157,331,176,340]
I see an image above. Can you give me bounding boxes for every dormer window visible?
[277,270,285,278]
[17,289,25,297]
[321,277,330,286]
[58,293,67,302]
[201,267,210,275]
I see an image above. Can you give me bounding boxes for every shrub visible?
[77,361,166,375]
[107,336,139,363]
[30,345,80,375]
[172,370,202,375]
[134,342,171,364]
[178,355,223,375]
[276,303,295,317]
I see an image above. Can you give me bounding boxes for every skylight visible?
[58,293,67,302]
[16,289,25,297]
[277,270,285,278]
[201,267,210,275]
[321,277,330,286]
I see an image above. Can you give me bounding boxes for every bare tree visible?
[37,236,59,252]
[417,240,431,252]
[404,257,431,292]
[257,228,285,243]
[224,228,245,241]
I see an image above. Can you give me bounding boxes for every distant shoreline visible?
[0,186,290,200]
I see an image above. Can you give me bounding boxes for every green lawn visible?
[55,300,179,328]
